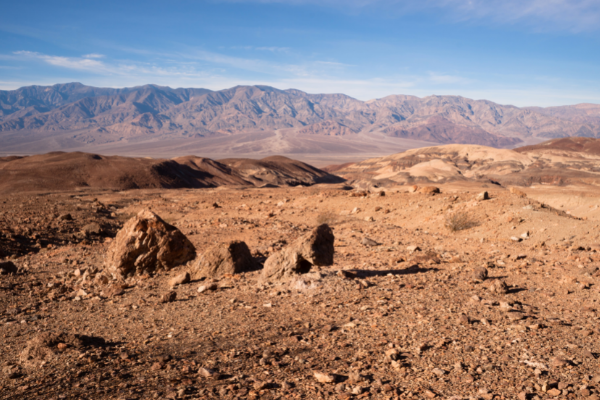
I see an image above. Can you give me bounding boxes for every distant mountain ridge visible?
[1,83,599,157]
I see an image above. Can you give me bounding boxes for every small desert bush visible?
[316,211,338,226]
[444,211,479,232]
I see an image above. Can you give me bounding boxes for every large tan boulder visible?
[192,241,255,279]
[105,209,196,278]
[262,224,334,281]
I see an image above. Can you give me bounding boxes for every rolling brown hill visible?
[332,137,600,188]
[514,136,600,155]
[0,152,342,193]
[1,84,599,161]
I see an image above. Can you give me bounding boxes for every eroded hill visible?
[0,152,342,193]
[332,138,600,188]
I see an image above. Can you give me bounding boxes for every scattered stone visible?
[81,222,102,236]
[314,371,335,383]
[499,301,512,312]
[104,209,196,278]
[406,245,421,252]
[103,283,126,298]
[58,213,73,221]
[199,367,221,379]
[197,283,218,293]
[472,267,488,281]
[488,279,509,294]
[361,237,380,246]
[476,191,489,201]
[419,186,440,195]
[348,372,361,384]
[550,357,569,368]
[262,224,334,281]
[0,261,17,275]
[192,240,255,279]
[160,291,177,303]
[385,348,400,361]
[169,272,190,287]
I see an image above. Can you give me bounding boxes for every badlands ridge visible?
[2,137,600,399]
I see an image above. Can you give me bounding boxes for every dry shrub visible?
[445,211,479,232]
[316,211,338,226]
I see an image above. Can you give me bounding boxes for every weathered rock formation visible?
[262,224,334,281]
[104,210,196,278]
[192,241,255,279]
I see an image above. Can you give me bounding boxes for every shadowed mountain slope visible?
[0,152,342,193]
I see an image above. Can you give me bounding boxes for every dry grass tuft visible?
[444,211,480,232]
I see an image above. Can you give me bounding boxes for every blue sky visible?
[0,0,599,106]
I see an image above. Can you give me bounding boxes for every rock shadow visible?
[345,265,438,278]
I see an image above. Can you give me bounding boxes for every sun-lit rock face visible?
[104,209,196,278]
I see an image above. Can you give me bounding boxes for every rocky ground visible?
[2,183,600,400]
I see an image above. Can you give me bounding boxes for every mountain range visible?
[1,83,600,162]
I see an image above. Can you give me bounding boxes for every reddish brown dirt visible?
[1,184,600,400]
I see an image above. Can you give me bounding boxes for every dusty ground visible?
[2,183,600,400]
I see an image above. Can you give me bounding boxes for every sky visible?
[0,0,599,107]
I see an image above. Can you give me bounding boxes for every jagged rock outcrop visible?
[104,210,196,278]
[192,240,255,279]
[262,224,334,281]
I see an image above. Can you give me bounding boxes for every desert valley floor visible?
[3,178,600,400]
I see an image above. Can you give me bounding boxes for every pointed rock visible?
[104,209,195,278]
[262,224,334,281]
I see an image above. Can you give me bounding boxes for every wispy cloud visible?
[6,49,600,107]
[427,72,471,85]
[82,53,105,59]
[14,51,113,74]
[228,46,291,53]
[228,0,600,31]
[255,46,290,52]
[436,0,600,32]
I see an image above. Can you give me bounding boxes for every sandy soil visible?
[1,183,600,400]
